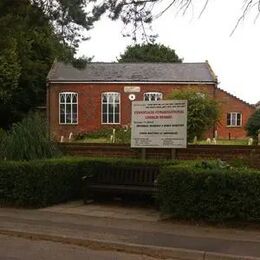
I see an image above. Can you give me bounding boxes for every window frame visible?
[227,112,242,127]
[143,92,163,101]
[101,92,121,125]
[59,92,78,125]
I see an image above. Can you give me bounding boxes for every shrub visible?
[75,126,131,144]
[167,89,220,142]
[4,112,61,160]
[246,110,260,143]
[157,165,260,222]
[0,157,172,207]
[0,158,86,207]
[0,128,7,159]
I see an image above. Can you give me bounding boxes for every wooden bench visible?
[82,166,159,202]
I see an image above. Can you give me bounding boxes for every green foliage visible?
[76,126,131,144]
[4,113,61,161]
[0,128,7,159]
[167,90,220,142]
[0,39,21,103]
[0,156,170,207]
[118,43,182,63]
[246,110,260,142]
[0,0,92,128]
[195,159,231,170]
[0,158,85,207]
[157,165,260,222]
[114,127,131,144]
[1,154,259,222]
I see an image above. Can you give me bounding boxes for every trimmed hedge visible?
[2,155,260,224]
[157,165,260,222]
[0,157,171,207]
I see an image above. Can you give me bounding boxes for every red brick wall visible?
[48,83,215,140]
[214,88,255,140]
[58,143,260,169]
[48,82,255,140]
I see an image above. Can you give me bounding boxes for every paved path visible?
[0,202,260,259]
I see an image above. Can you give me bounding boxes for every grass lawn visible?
[75,138,248,145]
[195,139,248,145]
[76,137,110,143]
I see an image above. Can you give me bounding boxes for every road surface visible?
[0,234,164,260]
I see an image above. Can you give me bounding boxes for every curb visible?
[0,229,259,260]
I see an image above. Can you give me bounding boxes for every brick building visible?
[47,61,255,140]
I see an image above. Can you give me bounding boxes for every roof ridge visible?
[60,61,208,65]
[216,86,255,108]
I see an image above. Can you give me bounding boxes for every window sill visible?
[101,123,121,125]
[226,125,242,128]
[59,123,78,126]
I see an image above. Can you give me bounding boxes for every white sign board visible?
[131,100,187,148]
[124,86,140,93]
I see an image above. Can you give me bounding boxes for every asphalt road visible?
[0,234,161,260]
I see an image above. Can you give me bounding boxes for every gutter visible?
[47,81,216,85]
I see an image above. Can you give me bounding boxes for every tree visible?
[246,110,260,143]
[0,39,21,104]
[167,90,220,142]
[0,0,90,128]
[103,0,260,41]
[118,43,182,63]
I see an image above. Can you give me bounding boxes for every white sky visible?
[78,0,260,104]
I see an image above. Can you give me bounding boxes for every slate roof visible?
[47,62,217,83]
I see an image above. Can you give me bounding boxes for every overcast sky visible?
[78,0,260,105]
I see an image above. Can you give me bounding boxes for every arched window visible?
[101,92,120,124]
[144,92,163,101]
[59,92,78,124]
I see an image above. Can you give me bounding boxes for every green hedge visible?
[157,165,260,222]
[0,157,170,207]
[2,155,260,223]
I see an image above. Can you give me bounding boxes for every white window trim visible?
[143,92,163,101]
[101,92,121,125]
[59,92,78,125]
[227,112,242,127]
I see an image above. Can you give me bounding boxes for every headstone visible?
[60,136,64,143]
[110,135,114,143]
[112,128,116,143]
[212,138,217,144]
[206,138,211,144]
[193,136,198,144]
[68,132,73,142]
[214,130,218,140]
[248,137,253,146]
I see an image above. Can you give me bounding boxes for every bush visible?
[157,165,260,222]
[75,126,131,144]
[0,157,172,207]
[0,158,84,207]
[0,128,7,159]
[4,112,61,160]
[246,110,260,143]
[167,89,220,142]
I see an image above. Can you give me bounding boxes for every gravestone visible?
[248,137,253,146]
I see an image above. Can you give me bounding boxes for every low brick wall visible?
[58,143,260,169]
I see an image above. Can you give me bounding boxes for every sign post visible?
[131,100,187,158]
